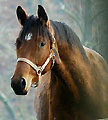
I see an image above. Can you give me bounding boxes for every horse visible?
[11,5,108,120]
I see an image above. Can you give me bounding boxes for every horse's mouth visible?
[11,84,28,95]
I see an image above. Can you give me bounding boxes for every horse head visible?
[11,5,60,95]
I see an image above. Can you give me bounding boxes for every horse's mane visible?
[50,20,88,60]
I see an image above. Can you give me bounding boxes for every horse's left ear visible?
[37,5,48,25]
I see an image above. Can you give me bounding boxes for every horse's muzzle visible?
[11,77,27,95]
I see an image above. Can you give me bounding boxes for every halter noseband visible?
[17,32,56,77]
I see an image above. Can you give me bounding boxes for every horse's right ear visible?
[16,6,28,26]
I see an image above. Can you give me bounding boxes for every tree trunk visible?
[92,0,108,63]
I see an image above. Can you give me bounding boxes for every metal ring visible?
[37,69,42,76]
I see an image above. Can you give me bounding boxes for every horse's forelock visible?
[19,15,50,42]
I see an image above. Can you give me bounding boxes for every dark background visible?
[0,0,108,120]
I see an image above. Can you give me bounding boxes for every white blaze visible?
[25,33,32,40]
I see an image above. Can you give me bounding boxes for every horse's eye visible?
[39,41,46,48]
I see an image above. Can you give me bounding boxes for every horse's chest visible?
[35,87,49,120]
[34,72,51,120]
[34,74,76,120]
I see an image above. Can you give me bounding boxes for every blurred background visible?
[0,0,108,120]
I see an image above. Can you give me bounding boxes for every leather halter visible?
[17,33,56,77]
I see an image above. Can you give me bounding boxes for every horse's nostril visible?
[20,77,26,89]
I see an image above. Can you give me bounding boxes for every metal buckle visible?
[37,69,42,76]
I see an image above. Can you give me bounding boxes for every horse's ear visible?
[37,5,48,25]
[16,6,28,26]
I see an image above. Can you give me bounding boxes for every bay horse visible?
[11,5,108,120]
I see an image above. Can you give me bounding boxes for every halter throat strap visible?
[17,50,55,76]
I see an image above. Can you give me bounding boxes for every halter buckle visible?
[37,68,42,76]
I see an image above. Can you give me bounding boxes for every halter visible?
[17,32,56,78]
[17,49,55,76]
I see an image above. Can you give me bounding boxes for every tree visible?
[92,0,108,63]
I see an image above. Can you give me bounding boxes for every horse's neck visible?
[52,37,89,100]
[47,44,89,119]
[35,71,80,120]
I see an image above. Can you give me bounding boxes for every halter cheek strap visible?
[17,50,55,76]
